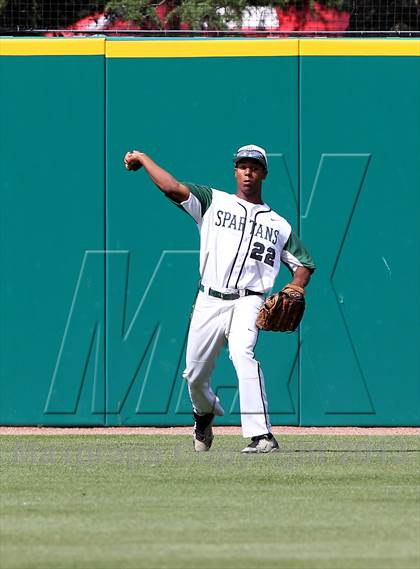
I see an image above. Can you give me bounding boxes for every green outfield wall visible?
[1,38,419,426]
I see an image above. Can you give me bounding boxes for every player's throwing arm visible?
[124,150,190,203]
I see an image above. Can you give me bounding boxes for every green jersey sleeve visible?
[165,182,213,221]
[182,183,213,216]
[281,231,316,274]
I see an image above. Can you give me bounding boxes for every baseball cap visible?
[234,144,268,171]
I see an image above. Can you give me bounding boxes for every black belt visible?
[199,284,263,301]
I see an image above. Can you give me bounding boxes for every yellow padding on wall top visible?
[106,38,420,58]
[0,38,105,56]
[300,39,420,56]
[0,38,419,57]
[106,39,298,58]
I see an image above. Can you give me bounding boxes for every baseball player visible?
[124,144,315,453]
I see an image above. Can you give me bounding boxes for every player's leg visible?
[183,291,226,418]
[227,295,278,452]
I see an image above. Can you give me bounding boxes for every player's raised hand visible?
[124,150,143,171]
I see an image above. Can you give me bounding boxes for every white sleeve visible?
[280,249,304,273]
[180,192,203,224]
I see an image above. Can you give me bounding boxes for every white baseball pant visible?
[182,290,272,438]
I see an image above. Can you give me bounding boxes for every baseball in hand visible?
[124,151,143,171]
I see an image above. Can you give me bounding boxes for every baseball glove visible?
[256,284,305,332]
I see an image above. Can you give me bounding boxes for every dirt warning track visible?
[1,426,419,436]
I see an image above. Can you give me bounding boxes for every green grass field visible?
[1,435,419,569]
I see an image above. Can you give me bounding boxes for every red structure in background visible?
[275,2,349,33]
[44,2,349,36]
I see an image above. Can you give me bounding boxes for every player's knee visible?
[229,346,256,367]
[187,376,201,393]
[183,368,205,391]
